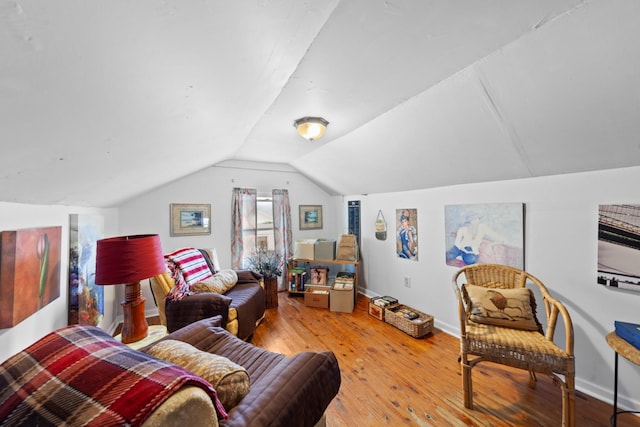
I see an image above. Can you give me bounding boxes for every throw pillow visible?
[199,249,219,275]
[145,339,250,411]
[191,269,238,294]
[462,284,542,332]
[200,248,222,273]
[165,248,213,286]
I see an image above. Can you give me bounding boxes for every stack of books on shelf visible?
[333,272,355,290]
[288,268,307,292]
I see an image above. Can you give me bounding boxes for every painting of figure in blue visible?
[396,208,418,261]
[445,203,524,269]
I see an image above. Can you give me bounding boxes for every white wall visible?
[4,163,637,410]
[117,161,342,313]
[346,165,640,412]
[0,202,117,362]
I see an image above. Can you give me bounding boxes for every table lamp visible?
[95,234,166,343]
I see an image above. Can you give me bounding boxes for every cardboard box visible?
[330,287,354,313]
[314,239,336,260]
[304,285,330,308]
[294,239,316,259]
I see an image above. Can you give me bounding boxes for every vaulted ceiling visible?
[2,0,639,207]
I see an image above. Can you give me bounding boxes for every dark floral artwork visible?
[68,215,104,326]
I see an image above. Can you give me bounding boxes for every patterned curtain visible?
[272,189,292,291]
[231,188,257,269]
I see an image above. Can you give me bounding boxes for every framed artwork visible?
[68,214,104,326]
[597,204,640,292]
[396,208,418,261]
[170,203,211,236]
[299,205,323,230]
[310,267,328,285]
[0,226,62,328]
[257,235,268,250]
[444,203,524,269]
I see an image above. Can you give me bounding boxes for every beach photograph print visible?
[445,203,524,269]
[598,204,640,292]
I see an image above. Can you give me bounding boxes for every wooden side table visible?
[115,324,168,350]
[264,276,278,309]
[606,331,640,426]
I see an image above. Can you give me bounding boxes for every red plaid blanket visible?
[0,325,227,426]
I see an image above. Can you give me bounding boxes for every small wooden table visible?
[115,324,168,350]
[264,276,278,309]
[606,331,640,426]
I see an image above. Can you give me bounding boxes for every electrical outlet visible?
[404,276,411,288]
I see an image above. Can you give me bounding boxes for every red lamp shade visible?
[95,234,166,343]
[95,234,166,285]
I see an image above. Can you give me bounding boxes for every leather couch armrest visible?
[165,293,232,333]
[235,269,263,283]
[228,351,341,427]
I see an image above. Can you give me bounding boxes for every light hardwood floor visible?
[250,292,640,427]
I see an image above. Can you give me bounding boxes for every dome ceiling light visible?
[293,116,329,141]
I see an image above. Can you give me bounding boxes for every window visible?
[256,196,274,251]
[232,188,292,277]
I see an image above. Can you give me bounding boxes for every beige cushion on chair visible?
[462,283,541,331]
[142,386,218,427]
[191,270,238,294]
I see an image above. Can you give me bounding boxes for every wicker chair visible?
[452,264,575,426]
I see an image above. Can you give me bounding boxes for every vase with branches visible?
[246,247,283,279]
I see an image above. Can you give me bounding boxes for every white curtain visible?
[272,189,292,291]
[231,188,257,269]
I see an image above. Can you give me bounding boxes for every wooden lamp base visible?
[120,281,148,344]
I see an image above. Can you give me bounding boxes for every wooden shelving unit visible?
[287,257,359,303]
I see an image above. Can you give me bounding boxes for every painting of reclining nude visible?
[598,204,640,292]
[445,203,524,269]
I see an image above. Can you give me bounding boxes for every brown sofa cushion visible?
[146,339,250,411]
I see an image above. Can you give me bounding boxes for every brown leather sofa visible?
[142,316,341,427]
[150,269,265,340]
[0,317,341,427]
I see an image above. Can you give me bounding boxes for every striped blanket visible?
[0,325,227,426]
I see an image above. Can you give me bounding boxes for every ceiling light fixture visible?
[294,116,329,141]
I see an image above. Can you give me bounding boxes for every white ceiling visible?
[2,0,639,207]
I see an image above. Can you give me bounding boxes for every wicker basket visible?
[384,304,434,338]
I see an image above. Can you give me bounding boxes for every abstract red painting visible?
[0,226,62,328]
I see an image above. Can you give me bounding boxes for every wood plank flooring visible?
[251,292,640,427]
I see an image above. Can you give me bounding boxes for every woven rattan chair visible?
[452,263,575,427]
